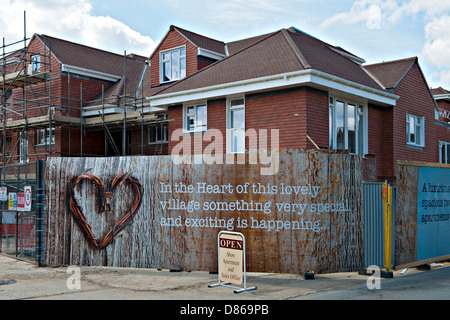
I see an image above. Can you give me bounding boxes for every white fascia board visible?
[82,107,124,117]
[309,70,399,106]
[197,47,226,60]
[148,69,398,107]
[61,64,121,82]
[82,105,167,117]
[433,94,450,101]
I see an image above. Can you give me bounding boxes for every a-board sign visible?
[219,232,244,285]
[209,231,256,294]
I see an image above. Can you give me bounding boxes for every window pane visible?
[415,123,421,145]
[163,61,170,82]
[231,109,244,129]
[348,104,356,153]
[441,143,445,163]
[187,116,195,131]
[31,55,40,71]
[232,129,245,153]
[196,105,207,130]
[171,51,179,79]
[358,113,364,155]
[409,116,415,144]
[329,107,334,148]
[186,106,194,115]
[447,144,450,164]
[180,57,186,78]
[180,48,186,57]
[231,99,244,108]
[336,101,345,150]
[149,127,156,143]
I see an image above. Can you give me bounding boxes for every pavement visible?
[1,253,450,302]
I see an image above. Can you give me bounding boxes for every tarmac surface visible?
[1,253,450,302]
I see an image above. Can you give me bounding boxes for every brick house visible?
[146,26,444,182]
[2,25,448,183]
[432,87,450,164]
[1,33,152,162]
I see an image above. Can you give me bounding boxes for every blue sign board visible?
[417,166,450,261]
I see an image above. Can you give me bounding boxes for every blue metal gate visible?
[363,182,396,269]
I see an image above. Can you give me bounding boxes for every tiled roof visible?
[35,34,150,106]
[363,57,417,89]
[173,26,226,55]
[35,34,147,78]
[152,27,383,96]
[432,87,450,96]
[286,28,380,89]
[226,32,276,55]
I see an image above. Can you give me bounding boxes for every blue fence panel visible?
[363,182,396,269]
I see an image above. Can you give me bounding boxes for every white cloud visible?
[422,15,450,69]
[321,0,450,29]
[0,0,157,56]
[321,0,450,88]
[164,0,299,40]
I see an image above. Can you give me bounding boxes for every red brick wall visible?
[367,104,394,179]
[167,87,329,155]
[392,62,437,174]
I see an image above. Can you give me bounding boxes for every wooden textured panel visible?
[395,163,419,266]
[45,150,363,273]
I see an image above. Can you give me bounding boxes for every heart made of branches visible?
[66,171,144,250]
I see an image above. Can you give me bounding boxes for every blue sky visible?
[2,0,450,89]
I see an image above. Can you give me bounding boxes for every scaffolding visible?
[0,13,170,166]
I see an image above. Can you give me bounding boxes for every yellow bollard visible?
[382,182,392,271]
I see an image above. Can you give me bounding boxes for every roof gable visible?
[363,57,416,89]
[173,26,225,55]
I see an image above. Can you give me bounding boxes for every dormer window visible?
[160,46,186,83]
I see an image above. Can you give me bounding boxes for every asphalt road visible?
[0,254,449,302]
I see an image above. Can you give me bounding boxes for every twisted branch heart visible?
[66,170,144,250]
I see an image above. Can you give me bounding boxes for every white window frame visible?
[439,141,450,164]
[329,95,367,155]
[160,46,186,83]
[31,55,40,72]
[36,127,55,146]
[226,97,245,154]
[148,114,168,144]
[406,113,425,147]
[183,102,207,133]
[19,132,28,163]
